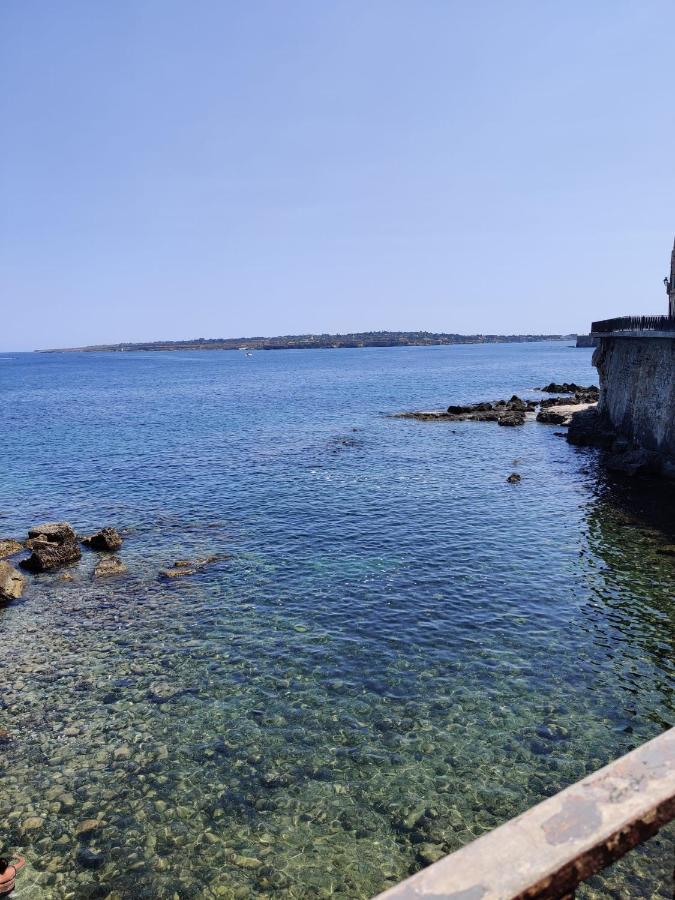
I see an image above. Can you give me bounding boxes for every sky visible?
[1,1,674,351]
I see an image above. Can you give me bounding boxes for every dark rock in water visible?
[508,395,528,411]
[536,409,568,425]
[539,382,598,395]
[540,396,579,408]
[567,407,615,449]
[398,390,545,427]
[506,473,521,484]
[498,412,526,426]
[82,527,123,552]
[20,540,81,573]
[76,847,105,869]
[27,522,76,545]
[0,561,26,601]
[93,556,127,578]
[0,539,23,559]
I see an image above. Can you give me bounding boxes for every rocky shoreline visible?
[393,376,675,480]
[394,384,599,428]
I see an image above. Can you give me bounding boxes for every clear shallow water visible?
[0,343,673,899]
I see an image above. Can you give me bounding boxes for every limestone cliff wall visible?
[592,337,675,460]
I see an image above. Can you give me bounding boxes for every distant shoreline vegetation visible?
[37,331,575,353]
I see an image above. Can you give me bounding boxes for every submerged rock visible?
[0,561,25,601]
[416,843,446,865]
[148,681,182,703]
[20,540,81,573]
[172,555,219,568]
[230,854,262,869]
[75,818,104,837]
[82,527,123,551]
[93,556,127,578]
[160,566,196,579]
[0,539,23,559]
[27,522,76,545]
[76,847,105,869]
[160,555,220,579]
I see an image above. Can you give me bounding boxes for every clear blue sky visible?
[1,1,674,350]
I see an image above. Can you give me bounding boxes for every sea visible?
[0,342,673,898]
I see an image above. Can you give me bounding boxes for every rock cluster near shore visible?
[0,521,226,604]
[395,385,598,428]
[0,524,125,603]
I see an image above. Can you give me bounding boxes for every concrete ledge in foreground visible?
[373,728,675,900]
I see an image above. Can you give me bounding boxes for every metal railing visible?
[591,315,675,334]
[374,728,675,900]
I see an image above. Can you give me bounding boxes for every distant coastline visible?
[37,330,576,353]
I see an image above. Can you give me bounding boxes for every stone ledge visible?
[373,729,675,900]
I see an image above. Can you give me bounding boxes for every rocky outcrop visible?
[395,396,536,426]
[82,527,123,552]
[567,407,616,449]
[0,539,23,559]
[27,522,76,545]
[538,383,598,396]
[0,561,26,602]
[20,541,82,573]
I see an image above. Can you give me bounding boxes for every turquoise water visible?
[0,343,673,898]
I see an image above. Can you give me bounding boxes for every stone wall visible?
[592,336,675,469]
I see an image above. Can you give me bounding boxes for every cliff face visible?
[593,337,675,461]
